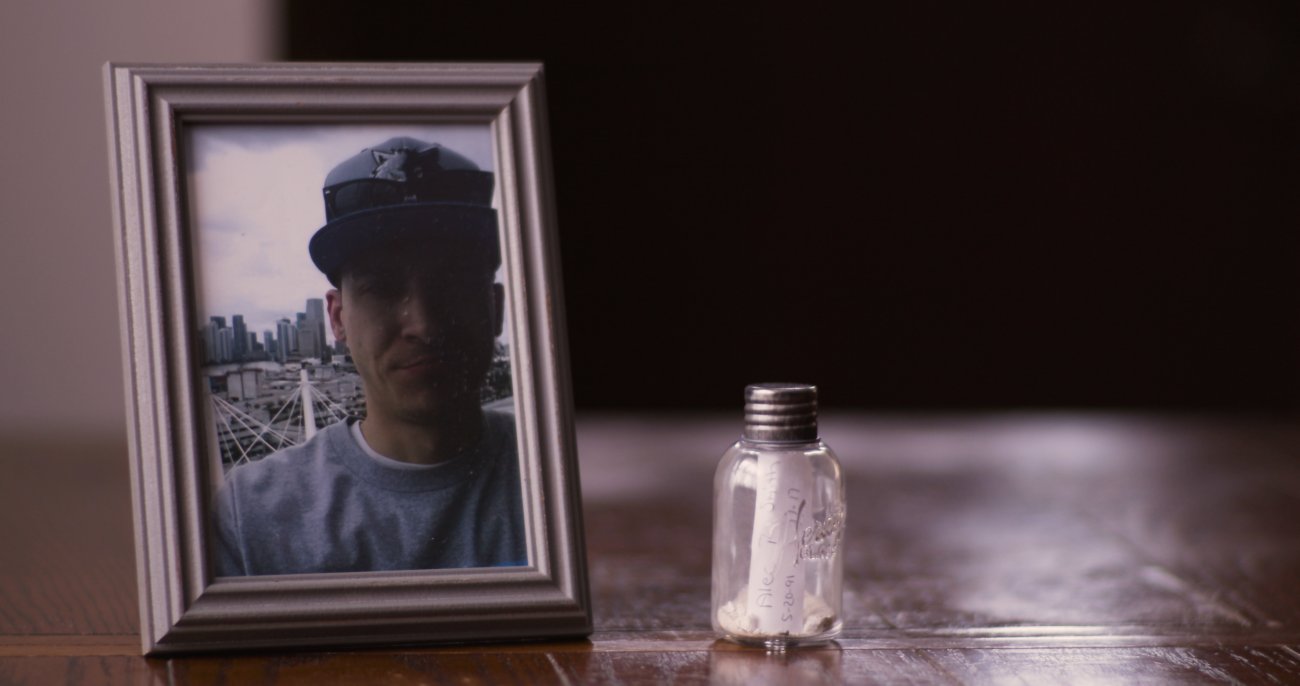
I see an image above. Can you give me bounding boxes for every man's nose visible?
[397,289,442,343]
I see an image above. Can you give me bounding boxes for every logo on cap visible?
[371,149,410,182]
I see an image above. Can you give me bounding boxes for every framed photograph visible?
[104,63,589,654]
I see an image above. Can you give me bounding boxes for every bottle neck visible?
[742,426,818,442]
[739,436,822,450]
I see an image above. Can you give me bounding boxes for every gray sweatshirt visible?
[213,411,525,576]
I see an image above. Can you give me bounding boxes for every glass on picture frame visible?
[186,124,527,577]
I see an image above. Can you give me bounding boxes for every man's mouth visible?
[393,355,441,373]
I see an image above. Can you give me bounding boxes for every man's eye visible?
[357,280,401,298]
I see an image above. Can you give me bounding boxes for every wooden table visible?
[3,413,1299,683]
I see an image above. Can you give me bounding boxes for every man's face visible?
[327,239,504,427]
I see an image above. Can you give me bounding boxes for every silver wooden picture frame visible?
[104,63,589,654]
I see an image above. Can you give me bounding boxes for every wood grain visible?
[3,414,1300,683]
[0,437,138,637]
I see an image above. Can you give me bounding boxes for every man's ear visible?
[326,288,346,343]
[492,283,505,338]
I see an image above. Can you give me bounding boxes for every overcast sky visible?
[186,124,496,343]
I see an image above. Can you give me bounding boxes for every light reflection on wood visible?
[3,414,1300,683]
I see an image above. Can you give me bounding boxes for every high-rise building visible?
[210,316,226,330]
[263,330,275,359]
[232,315,248,361]
[306,298,328,353]
[202,321,219,364]
[217,327,234,363]
[297,319,320,360]
[276,318,295,362]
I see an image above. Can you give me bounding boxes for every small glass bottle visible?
[712,383,846,650]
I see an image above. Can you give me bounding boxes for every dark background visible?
[284,1,1298,411]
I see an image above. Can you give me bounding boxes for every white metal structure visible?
[210,368,354,468]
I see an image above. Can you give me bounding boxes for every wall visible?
[0,0,276,438]
[286,1,1300,411]
[2,1,1295,428]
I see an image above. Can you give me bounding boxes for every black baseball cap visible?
[308,137,500,286]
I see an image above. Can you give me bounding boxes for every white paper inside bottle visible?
[746,451,814,635]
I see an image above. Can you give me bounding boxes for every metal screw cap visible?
[743,383,819,442]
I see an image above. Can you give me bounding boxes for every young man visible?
[213,137,526,576]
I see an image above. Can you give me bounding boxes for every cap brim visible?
[309,203,500,286]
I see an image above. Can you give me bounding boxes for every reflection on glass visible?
[187,127,525,576]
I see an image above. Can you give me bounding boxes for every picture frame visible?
[104,63,589,654]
